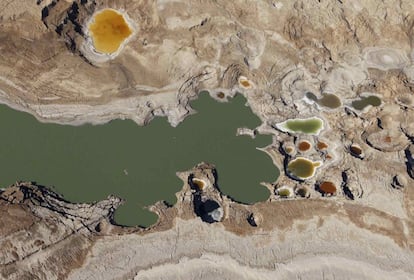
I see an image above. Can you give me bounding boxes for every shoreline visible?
[2,176,413,279]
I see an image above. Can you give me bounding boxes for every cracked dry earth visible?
[1,0,414,279]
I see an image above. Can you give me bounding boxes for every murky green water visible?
[0,93,278,227]
[318,94,341,109]
[305,92,341,109]
[351,95,382,110]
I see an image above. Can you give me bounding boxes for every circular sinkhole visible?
[295,186,310,198]
[191,178,207,190]
[276,186,294,198]
[194,198,223,223]
[317,181,337,196]
[298,140,312,152]
[87,8,134,55]
[286,157,322,180]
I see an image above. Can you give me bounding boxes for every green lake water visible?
[0,93,278,227]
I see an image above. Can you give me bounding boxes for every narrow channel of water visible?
[0,93,278,227]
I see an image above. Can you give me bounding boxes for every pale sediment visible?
[0,85,190,127]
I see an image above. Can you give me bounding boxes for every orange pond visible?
[240,80,251,87]
[317,141,328,150]
[319,181,337,195]
[88,9,132,54]
[298,141,311,152]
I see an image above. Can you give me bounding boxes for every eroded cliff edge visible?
[1,0,414,279]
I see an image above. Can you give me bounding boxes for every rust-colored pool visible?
[88,9,132,54]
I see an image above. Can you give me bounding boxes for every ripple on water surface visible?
[0,93,278,227]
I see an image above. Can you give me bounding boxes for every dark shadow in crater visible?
[193,195,221,224]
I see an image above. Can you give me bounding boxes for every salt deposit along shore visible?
[1,0,414,279]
